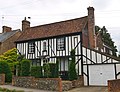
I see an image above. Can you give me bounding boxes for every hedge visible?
[0,60,12,82]
[21,59,30,76]
[31,66,43,78]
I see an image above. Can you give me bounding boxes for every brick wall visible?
[72,75,84,87]
[108,79,120,92]
[12,76,84,91]
[87,7,95,48]
[0,31,21,54]
[12,76,62,92]
[0,74,5,85]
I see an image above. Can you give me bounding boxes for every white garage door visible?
[89,64,115,86]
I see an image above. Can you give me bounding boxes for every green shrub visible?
[55,59,59,78]
[43,61,59,78]
[21,59,30,76]
[31,66,43,78]
[68,49,77,81]
[49,63,56,78]
[43,63,51,78]
[0,60,12,82]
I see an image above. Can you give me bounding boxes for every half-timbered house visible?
[16,7,95,77]
[15,7,120,86]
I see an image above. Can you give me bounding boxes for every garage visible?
[89,64,115,86]
[82,46,120,86]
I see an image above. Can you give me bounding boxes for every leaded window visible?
[57,37,65,50]
[28,42,35,54]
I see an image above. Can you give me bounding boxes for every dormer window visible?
[57,37,65,50]
[28,42,35,54]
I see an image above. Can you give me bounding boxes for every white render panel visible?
[91,51,96,63]
[49,39,52,56]
[89,64,115,86]
[68,36,72,55]
[87,49,91,64]
[65,59,69,71]
[78,56,82,75]
[97,53,101,63]
[102,55,107,63]
[116,64,120,79]
[83,47,86,56]
[65,37,69,56]
[83,65,88,86]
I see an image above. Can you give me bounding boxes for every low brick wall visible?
[0,74,5,85]
[12,75,84,91]
[62,81,73,91]
[62,76,84,91]
[12,76,34,88]
[108,79,120,92]
[72,76,84,87]
[12,76,62,92]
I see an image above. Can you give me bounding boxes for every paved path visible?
[68,86,108,92]
[0,85,108,92]
[0,85,55,92]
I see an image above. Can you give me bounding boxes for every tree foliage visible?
[68,49,77,81]
[0,60,12,82]
[43,63,51,78]
[31,66,43,78]
[95,26,117,56]
[0,48,19,62]
[21,59,31,76]
[0,48,19,74]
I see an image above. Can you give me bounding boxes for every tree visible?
[0,48,19,75]
[95,26,118,56]
[68,49,77,81]
[0,48,19,62]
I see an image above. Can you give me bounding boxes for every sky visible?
[0,0,120,52]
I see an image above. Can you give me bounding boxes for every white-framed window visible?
[57,37,65,50]
[28,42,35,54]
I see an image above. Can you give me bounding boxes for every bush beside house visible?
[0,61,12,82]
[68,49,77,81]
[21,59,31,76]
[31,66,43,78]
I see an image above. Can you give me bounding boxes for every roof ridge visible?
[30,16,88,29]
[16,16,88,42]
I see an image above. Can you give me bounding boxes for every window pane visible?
[43,41,47,51]
[28,42,35,53]
[57,38,65,50]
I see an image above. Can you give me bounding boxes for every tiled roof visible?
[0,29,20,42]
[16,16,87,42]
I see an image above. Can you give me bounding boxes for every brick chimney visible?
[87,7,95,48]
[2,26,12,33]
[22,17,30,31]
